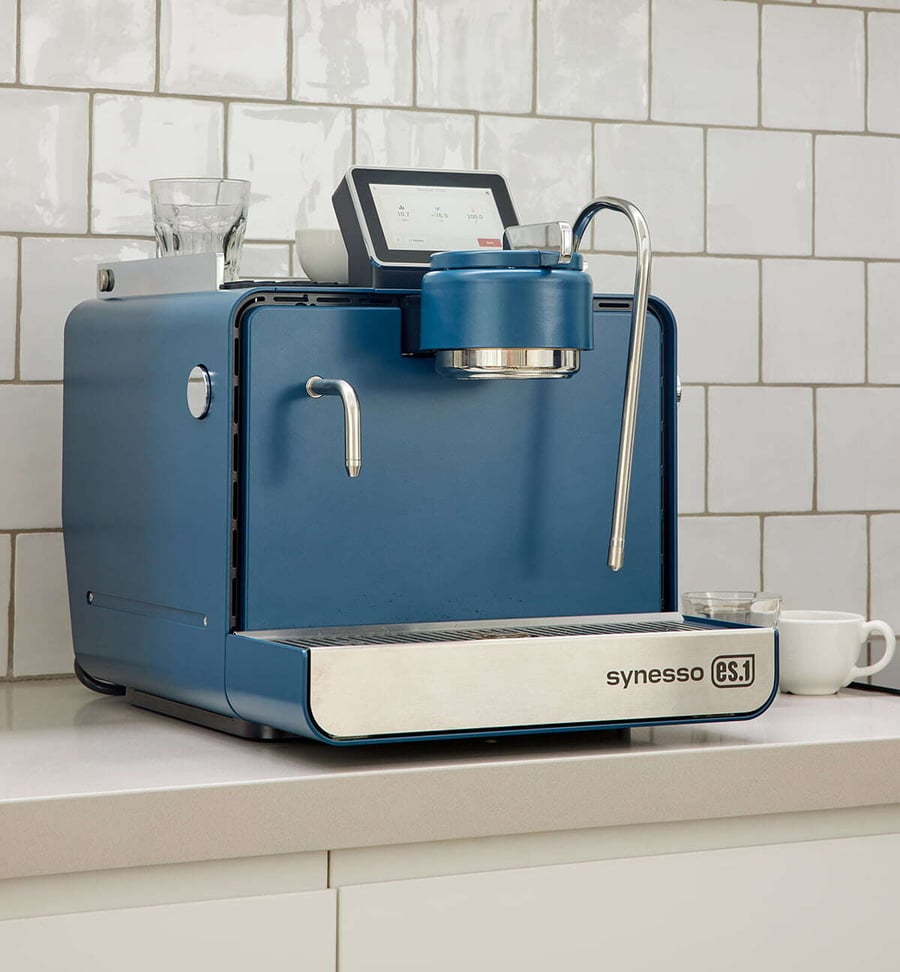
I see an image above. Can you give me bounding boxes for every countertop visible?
[2,679,900,881]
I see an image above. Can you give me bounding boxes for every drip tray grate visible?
[273,619,712,649]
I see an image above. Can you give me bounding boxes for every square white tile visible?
[0,534,8,674]
[355,110,475,170]
[239,243,291,279]
[0,89,89,233]
[708,387,813,513]
[817,388,900,511]
[652,257,759,384]
[581,253,636,295]
[869,13,900,135]
[819,0,900,8]
[677,516,761,597]
[20,238,155,382]
[868,264,900,384]
[478,116,592,226]
[92,95,224,236]
[594,124,703,253]
[816,136,900,259]
[763,515,867,614]
[21,0,154,90]
[0,236,16,381]
[536,0,648,120]
[651,0,758,126]
[762,260,864,384]
[161,0,287,99]
[0,385,63,530]
[0,0,16,82]
[417,0,532,113]
[228,103,352,240]
[12,533,73,677]
[677,386,704,515]
[293,0,412,106]
[761,6,864,132]
[870,515,900,636]
[707,130,812,256]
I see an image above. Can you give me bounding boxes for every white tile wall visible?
[651,0,758,126]
[762,260,865,384]
[816,136,900,259]
[678,516,762,596]
[818,389,900,512]
[870,515,900,632]
[92,95,224,236]
[293,0,412,106]
[651,257,758,384]
[0,0,16,83]
[20,238,155,381]
[0,386,63,530]
[0,535,8,674]
[479,116,592,226]
[868,13,900,134]
[708,387,813,513]
[707,130,812,256]
[228,103,352,239]
[868,264,900,384]
[2,3,900,678]
[21,0,155,91]
[161,0,287,100]
[536,0,648,120]
[761,6,864,132]
[677,386,705,515]
[355,110,475,170]
[417,0,532,114]
[594,124,704,253]
[763,515,868,614]
[12,533,72,677]
[0,237,16,381]
[0,89,89,233]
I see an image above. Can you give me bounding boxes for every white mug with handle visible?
[778,610,896,696]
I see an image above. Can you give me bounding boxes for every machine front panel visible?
[240,298,672,632]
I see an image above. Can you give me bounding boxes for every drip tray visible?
[240,613,777,740]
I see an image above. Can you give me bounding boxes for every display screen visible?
[370,183,505,252]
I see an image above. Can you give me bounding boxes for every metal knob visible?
[306,376,362,478]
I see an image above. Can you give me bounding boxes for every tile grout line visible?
[531,0,537,116]
[6,533,14,677]
[154,0,161,94]
[14,0,21,84]
[286,0,294,104]
[647,0,653,122]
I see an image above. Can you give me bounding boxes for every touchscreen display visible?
[370,183,505,252]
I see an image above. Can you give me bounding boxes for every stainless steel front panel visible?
[244,615,777,739]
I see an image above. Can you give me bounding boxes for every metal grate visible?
[275,619,711,649]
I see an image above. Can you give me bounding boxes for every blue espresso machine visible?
[62,167,778,743]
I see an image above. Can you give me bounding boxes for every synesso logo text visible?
[606,654,756,690]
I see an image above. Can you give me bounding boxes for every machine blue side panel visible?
[240,298,671,630]
[63,291,239,713]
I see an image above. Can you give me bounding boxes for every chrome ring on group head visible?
[434,348,580,379]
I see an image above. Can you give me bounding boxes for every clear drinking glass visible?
[150,178,250,281]
[681,591,782,627]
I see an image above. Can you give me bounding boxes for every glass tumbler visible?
[150,178,250,281]
[681,591,782,627]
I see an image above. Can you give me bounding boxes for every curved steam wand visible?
[572,198,651,572]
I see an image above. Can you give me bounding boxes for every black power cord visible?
[848,681,900,697]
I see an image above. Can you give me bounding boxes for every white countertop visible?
[2,679,899,880]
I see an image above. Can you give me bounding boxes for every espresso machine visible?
[62,166,778,744]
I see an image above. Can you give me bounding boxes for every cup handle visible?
[848,620,896,682]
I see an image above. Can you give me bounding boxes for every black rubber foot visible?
[75,659,126,696]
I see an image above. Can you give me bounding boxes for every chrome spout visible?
[306,376,362,478]
[572,197,651,572]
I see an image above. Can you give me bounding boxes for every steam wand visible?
[572,198,651,572]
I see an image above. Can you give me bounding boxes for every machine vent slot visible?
[310,295,352,305]
[273,619,712,649]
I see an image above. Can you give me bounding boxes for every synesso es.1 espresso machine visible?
[62,166,778,744]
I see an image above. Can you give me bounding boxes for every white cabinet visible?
[338,833,900,971]
[0,889,336,972]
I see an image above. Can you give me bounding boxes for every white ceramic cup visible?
[295,228,349,284]
[778,610,896,696]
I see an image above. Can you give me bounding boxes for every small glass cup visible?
[681,591,782,627]
[150,178,250,281]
